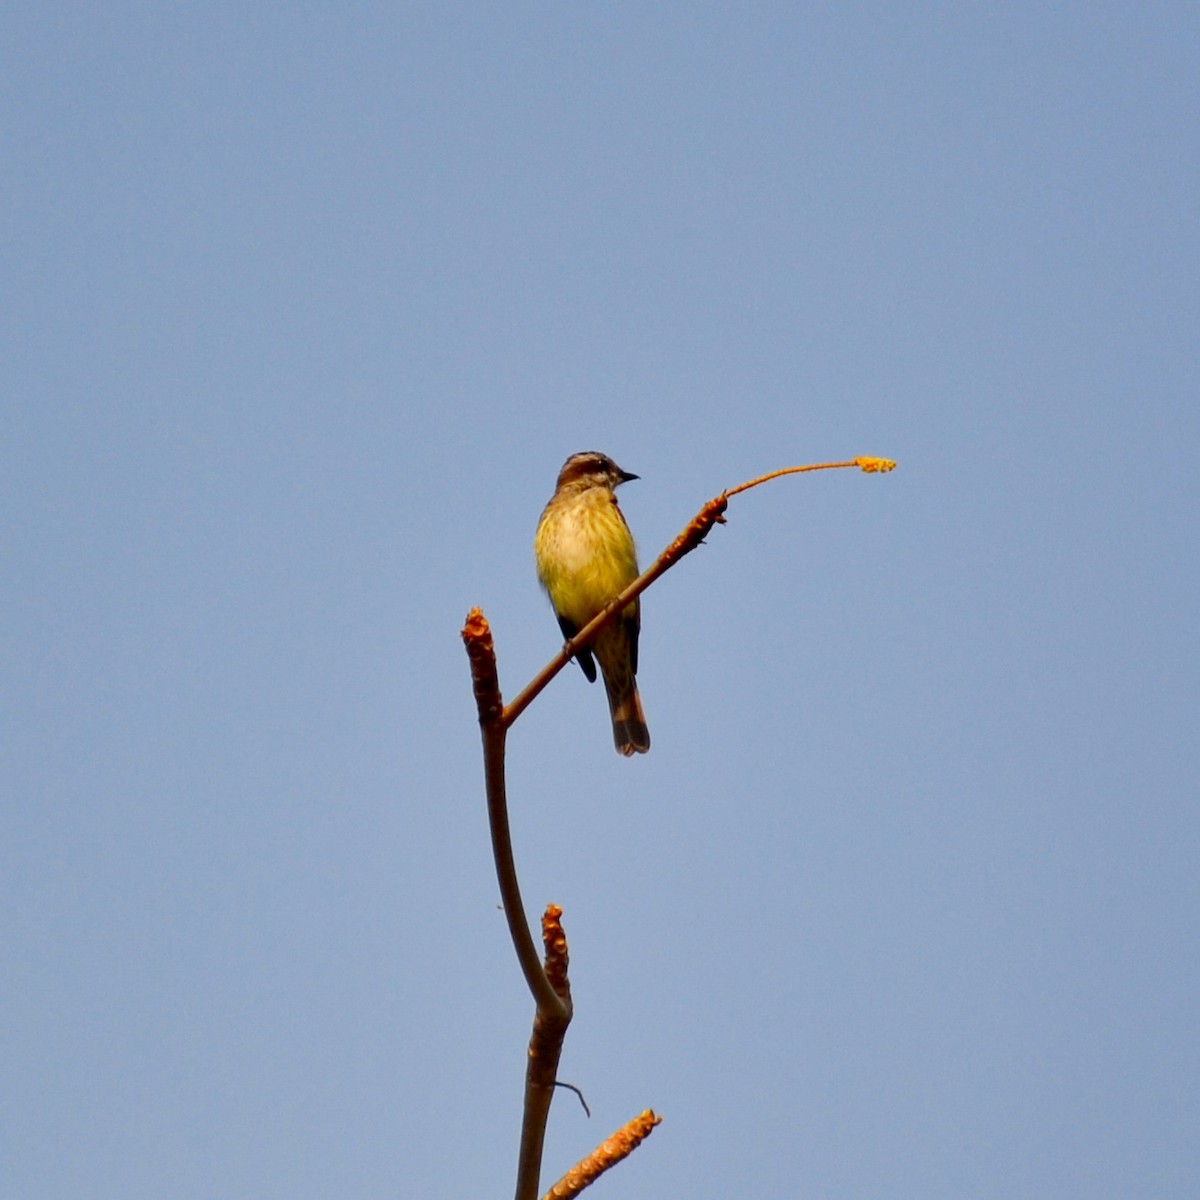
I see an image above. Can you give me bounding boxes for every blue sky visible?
[4,4,1198,1197]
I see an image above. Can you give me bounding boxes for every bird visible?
[534,451,650,756]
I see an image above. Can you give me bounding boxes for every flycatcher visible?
[534,451,650,756]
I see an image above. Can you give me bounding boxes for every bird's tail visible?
[606,678,650,756]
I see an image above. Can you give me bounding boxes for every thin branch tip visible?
[724,456,897,496]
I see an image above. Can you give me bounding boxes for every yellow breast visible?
[535,489,639,627]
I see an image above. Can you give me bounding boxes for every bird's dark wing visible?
[556,614,597,682]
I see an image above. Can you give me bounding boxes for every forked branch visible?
[461,455,895,1200]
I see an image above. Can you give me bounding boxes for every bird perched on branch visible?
[534,451,650,756]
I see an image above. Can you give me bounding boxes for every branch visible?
[461,610,566,1018]
[503,456,895,727]
[461,616,575,1200]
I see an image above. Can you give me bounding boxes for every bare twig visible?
[554,1082,591,1119]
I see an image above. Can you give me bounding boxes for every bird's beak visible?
[619,469,639,483]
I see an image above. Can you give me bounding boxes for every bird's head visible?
[554,451,639,493]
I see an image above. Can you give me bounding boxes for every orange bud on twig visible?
[541,1110,664,1200]
[542,905,570,1000]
